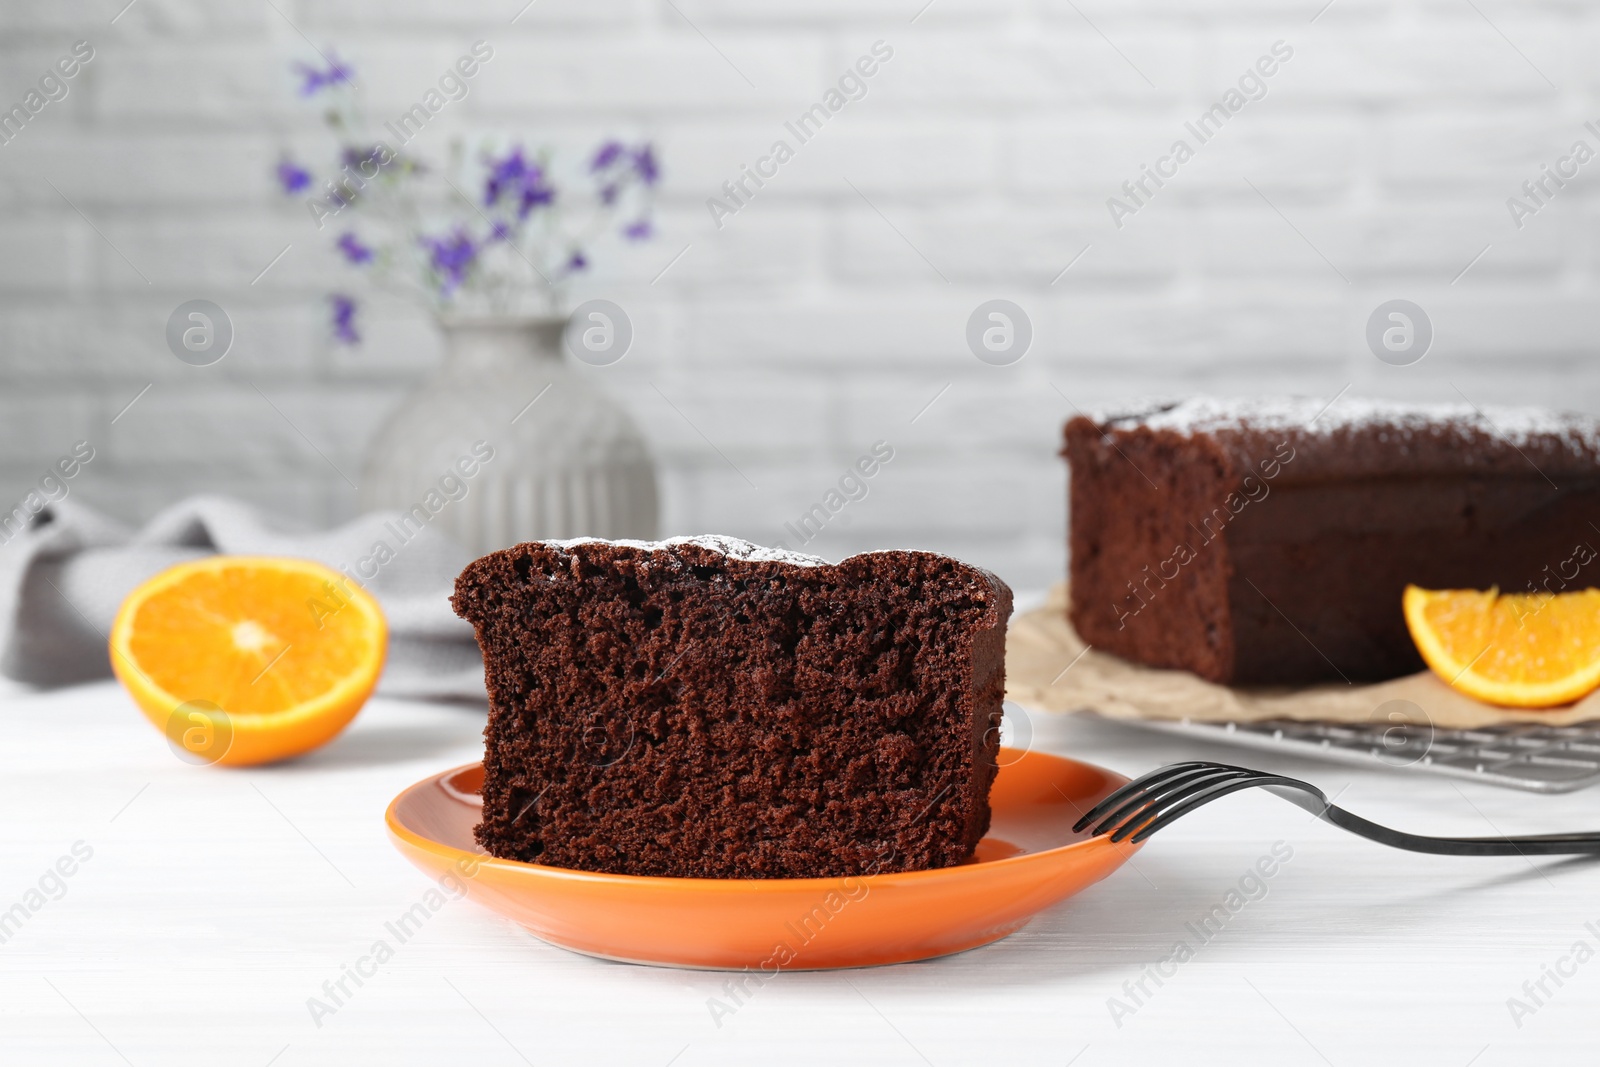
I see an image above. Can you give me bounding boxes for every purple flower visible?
[632,144,659,186]
[564,249,588,273]
[337,232,373,265]
[330,294,359,345]
[421,227,478,295]
[487,219,515,243]
[294,53,355,96]
[483,147,528,205]
[276,158,312,195]
[591,141,658,201]
[591,140,625,171]
[518,178,555,217]
[593,140,658,185]
[622,218,652,241]
[484,147,556,220]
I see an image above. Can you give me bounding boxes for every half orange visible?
[110,556,387,766]
[1403,584,1600,708]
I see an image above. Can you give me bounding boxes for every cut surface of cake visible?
[1064,397,1600,686]
[452,536,1012,879]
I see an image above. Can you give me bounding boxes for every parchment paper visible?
[1005,582,1600,729]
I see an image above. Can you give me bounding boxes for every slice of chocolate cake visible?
[1064,397,1600,686]
[452,536,1012,879]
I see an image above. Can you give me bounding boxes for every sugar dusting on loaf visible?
[1093,396,1599,448]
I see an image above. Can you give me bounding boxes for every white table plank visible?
[2,679,1595,1065]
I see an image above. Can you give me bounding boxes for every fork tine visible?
[1072,761,1218,833]
[1071,764,1192,833]
[1089,765,1255,837]
[1120,773,1297,843]
[1102,767,1266,841]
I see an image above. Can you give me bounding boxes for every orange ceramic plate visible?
[386,748,1140,970]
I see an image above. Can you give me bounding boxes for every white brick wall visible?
[1,0,1596,592]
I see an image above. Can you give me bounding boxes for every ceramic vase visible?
[360,314,659,556]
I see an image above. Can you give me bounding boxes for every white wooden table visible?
[4,675,1596,1066]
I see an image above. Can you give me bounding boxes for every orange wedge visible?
[111,556,387,766]
[1403,585,1600,708]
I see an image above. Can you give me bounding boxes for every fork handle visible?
[1081,761,1600,856]
[1263,786,1600,856]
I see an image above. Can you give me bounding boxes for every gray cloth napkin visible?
[0,495,486,700]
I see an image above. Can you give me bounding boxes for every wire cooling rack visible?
[1121,716,1600,794]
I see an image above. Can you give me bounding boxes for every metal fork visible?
[1073,761,1600,856]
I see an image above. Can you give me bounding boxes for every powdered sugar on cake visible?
[546,535,828,567]
[1095,396,1600,449]
[542,537,1008,599]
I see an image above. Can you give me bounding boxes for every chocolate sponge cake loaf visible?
[452,536,1012,879]
[1065,397,1600,685]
